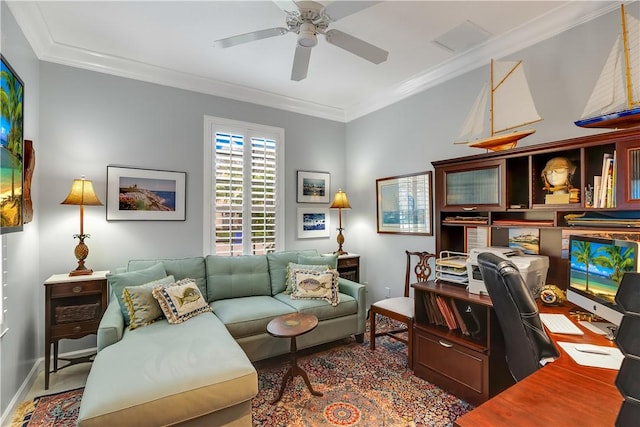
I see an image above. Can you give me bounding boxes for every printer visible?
[466,247,549,297]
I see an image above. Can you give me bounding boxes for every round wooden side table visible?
[267,312,323,404]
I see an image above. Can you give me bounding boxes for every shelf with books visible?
[412,281,512,405]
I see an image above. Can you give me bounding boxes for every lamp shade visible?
[330,189,351,209]
[61,177,103,206]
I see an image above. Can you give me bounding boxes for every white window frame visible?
[203,116,285,255]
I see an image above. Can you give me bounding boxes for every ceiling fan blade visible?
[291,45,312,81]
[322,1,380,22]
[324,29,388,64]
[273,0,299,13]
[214,27,289,48]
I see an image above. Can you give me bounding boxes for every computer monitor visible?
[567,235,640,334]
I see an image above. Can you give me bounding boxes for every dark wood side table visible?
[44,270,108,389]
[336,253,360,282]
[266,312,322,404]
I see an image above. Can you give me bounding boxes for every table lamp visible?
[330,189,351,255]
[61,176,103,276]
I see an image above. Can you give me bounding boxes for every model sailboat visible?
[455,59,542,151]
[575,4,640,129]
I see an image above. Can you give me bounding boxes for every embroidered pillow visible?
[106,262,168,326]
[152,278,212,324]
[123,275,175,330]
[284,262,330,294]
[290,269,340,306]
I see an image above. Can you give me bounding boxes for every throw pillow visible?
[152,278,212,324]
[106,262,168,325]
[284,262,330,294]
[290,269,340,306]
[123,275,176,330]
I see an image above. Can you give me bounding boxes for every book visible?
[598,153,613,208]
[450,298,469,336]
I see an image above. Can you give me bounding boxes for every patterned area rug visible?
[11,321,472,427]
[10,388,82,427]
[252,327,472,427]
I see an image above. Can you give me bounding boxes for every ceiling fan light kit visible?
[297,23,318,48]
[214,0,388,81]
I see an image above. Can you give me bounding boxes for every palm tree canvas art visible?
[0,55,24,233]
[570,238,637,306]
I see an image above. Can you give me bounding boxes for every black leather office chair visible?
[477,252,559,382]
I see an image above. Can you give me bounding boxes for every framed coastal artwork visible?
[297,170,330,203]
[1,55,25,234]
[297,207,330,239]
[508,228,540,254]
[106,166,186,221]
[376,171,433,235]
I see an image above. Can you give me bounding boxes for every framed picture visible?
[297,170,330,203]
[297,207,330,239]
[376,171,433,235]
[1,55,25,234]
[107,166,186,221]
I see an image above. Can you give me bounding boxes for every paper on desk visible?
[557,342,624,370]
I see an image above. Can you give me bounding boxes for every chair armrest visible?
[97,299,124,352]
[339,278,366,334]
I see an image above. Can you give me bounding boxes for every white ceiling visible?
[7,1,619,122]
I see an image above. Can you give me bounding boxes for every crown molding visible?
[8,1,617,124]
[343,1,618,122]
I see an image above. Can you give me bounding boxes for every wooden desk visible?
[454,303,622,427]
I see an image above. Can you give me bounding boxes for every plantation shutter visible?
[213,132,278,256]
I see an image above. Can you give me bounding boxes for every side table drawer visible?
[50,280,104,297]
[51,320,100,340]
[338,257,359,268]
[414,329,488,405]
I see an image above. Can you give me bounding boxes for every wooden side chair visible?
[369,250,436,370]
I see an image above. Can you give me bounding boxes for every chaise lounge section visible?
[77,250,366,426]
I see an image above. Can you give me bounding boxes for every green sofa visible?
[77,250,366,427]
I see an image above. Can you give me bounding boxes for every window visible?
[204,117,284,256]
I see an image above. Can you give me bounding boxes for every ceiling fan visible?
[214,0,389,81]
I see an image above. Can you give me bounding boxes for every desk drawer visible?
[50,280,104,297]
[414,329,488,405]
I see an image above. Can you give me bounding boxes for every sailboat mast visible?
[490,59,495,136]
[621,3,634,108]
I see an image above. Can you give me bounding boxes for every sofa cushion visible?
[127,257,207,297]
[274,291,358,320]
[152,279,212,324]
[298,253,338,269]
[123,275,176,330]
[211,296,296,338]
[290,269,340,306]
[77,312,257,427]
[205,255,271,301]
[266,250,318,295]
[107,263,168,326]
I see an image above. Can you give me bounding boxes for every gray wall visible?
[37,63,348,352]
[345,7,619,305]
[0,0,41,417]
[0,0,631,418]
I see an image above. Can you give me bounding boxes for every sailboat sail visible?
[493,61,542,133]
[457,83,489,141]
[576,6,640,129]
[455,59,541,150]
[581,37,627,118]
